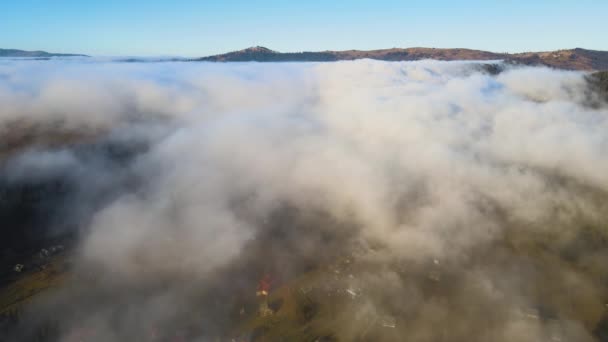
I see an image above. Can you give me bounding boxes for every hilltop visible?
[196,46,608,71]
[512,48,608,71]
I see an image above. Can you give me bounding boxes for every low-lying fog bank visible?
[1,59,608,341]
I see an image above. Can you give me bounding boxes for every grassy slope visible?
[0,254,69,316]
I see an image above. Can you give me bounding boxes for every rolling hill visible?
[0,48,87,58]
[195,46,608,71]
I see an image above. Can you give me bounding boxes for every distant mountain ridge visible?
[2,46,608,71]
[196,46,608,71]
[0,48,88,58]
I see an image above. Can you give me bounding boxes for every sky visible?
[1,0,606,57]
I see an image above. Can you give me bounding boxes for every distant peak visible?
[243,46,275,53]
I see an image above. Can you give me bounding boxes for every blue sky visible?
[1,0,606,56]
